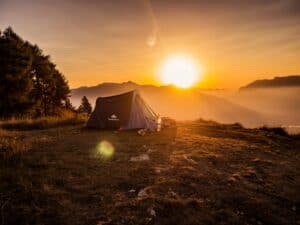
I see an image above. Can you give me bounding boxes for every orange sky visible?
[1,0,300,89]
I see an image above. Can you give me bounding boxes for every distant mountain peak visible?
[240,75,300,90]
[123,81,137,85]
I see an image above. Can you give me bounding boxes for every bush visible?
[259,126,289,137]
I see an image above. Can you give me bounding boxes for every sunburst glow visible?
[160,55,202,88]
[96,140,115,159]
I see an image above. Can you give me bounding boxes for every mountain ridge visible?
[70,81,264,127]
[71,76,300,126]
[240,75,300,90]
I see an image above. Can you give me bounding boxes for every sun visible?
[159,55,202,88]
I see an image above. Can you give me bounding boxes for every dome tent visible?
[86,90,160,131]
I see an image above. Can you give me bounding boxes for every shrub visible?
[259,126,289,137]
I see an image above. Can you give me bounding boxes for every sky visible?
[1,0,300,89]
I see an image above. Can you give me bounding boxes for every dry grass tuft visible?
[0,113,87,131]
[0,129,30,158]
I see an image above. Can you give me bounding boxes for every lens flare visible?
[96,141,115,159]
[147,33,157,47]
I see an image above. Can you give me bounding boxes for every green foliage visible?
[78,96,92,114]
[0,27,70,118]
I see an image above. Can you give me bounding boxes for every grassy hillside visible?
[0,121,299,225]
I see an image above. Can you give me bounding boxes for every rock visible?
[137,129,147,136]
[138,189,148,198]
[168,190,177,197]
[155,168,161,173]
[130,154,150,162]
[147,148,156,153]
[147,208,156,217]
[129,189,136,193]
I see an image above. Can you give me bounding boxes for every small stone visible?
[147,148,156,153]
[138,189,147,198]
[137,129,147,136]
[148,208,156,217]
[155,168,161,173]
[168,190,177,197]
[130,154,150,162]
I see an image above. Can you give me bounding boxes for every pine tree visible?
[30,45,70,116]
[0,27,34,117]
[78,96,92,114]
[0,27,70,117]
[64,98,76,112]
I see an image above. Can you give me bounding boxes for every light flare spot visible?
[147,34,157,47]
[96,140,115,159]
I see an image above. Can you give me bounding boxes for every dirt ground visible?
[1,121,299,225]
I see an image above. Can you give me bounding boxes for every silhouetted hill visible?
[240,75,300,90]
[71,82,264,127]
[234,76,300,125]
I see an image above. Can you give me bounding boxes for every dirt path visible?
[1,122,299,225]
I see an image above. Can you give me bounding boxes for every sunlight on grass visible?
[0,113,87,131]
[0,129,30,158]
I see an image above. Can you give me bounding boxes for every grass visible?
[0,121,299,225]
[0,113,87,131]
[0,129,30,158]
[0,113,87,158]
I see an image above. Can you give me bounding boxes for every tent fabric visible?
[86,90,159,131]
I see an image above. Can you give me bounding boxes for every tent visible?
[86,90,160,131]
